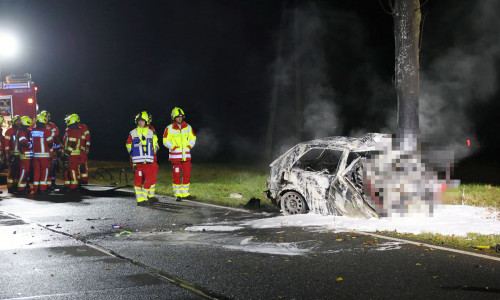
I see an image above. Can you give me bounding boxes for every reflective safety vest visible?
[130,128,155,164]
[162,121,196,162]
[64,127,85,156]
[30,127,54,158]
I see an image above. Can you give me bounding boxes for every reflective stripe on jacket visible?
[17,129,33,160]
[126,127,158,164]
[30,128,54,158]
[162,121,196,162]
[64,127,85,156]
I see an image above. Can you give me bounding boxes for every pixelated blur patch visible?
[364,132,459,217]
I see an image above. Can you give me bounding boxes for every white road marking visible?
[355,230,500,262]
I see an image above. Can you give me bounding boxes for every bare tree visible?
[393,0,422,133]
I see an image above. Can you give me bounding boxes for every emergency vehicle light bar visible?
[2,82,30,89]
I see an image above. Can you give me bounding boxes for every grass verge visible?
[442,184,500,208]
[375,231,500,255]
[87,160,277,211]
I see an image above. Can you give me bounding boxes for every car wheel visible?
[280,191,307,215]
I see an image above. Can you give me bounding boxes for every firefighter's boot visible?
[15,188,30,195]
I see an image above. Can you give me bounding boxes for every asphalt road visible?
[0,185,499,299]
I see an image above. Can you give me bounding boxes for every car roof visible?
[270,133,388,167]
[301,133,387,151]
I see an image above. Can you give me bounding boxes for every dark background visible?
[0,0,498,170]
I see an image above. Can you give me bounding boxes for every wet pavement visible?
[1,185,499,299]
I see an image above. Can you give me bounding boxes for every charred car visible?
[265,133,388,219]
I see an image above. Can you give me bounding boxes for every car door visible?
[290,148,344,214]
[329,151,379,218]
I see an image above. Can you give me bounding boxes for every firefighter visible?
[5,115,21,193]
[39,110,61,189]
[163,107,196,202]
[62,114,85,192]
[78,120,90,185]
[16,116,33,194]
[30,114,54,194]
[0,115,4,168]
[147,112,159,201]
[126,111,159,206]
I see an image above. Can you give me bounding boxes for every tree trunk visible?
[394,0,421,132]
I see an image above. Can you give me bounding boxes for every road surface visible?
[1,185,499,299]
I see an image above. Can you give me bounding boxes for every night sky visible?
[0,0,498,164]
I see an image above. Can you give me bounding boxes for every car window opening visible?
[293,148,343,174]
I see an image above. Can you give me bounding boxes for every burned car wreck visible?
[265,133,387,219]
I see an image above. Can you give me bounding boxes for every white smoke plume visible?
[419,1,500,159]
[194,128,220,159]
[270,3,341,158]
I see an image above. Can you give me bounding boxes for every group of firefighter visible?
[126,107,196,206]
[0,106,194,205]
[1,111,90,194]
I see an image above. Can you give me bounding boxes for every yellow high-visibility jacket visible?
[162,121,196,162]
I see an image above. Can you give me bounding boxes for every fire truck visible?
[0,73,38,134]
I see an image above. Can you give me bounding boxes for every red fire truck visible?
[0,73,38,133]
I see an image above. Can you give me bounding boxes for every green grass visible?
[87,160,500,211]
[442,184,500,208]
[377,231,500,254]
[87,161,276,210]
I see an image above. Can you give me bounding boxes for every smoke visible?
[194,127,219,160]
[303,86,341,139]
[269,4,341,158]
[419,1,500,159]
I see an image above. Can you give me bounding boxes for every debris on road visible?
[230,193,242,199]
[472,244,500,252]
[244,197,261,209]
[115,231,131,237]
